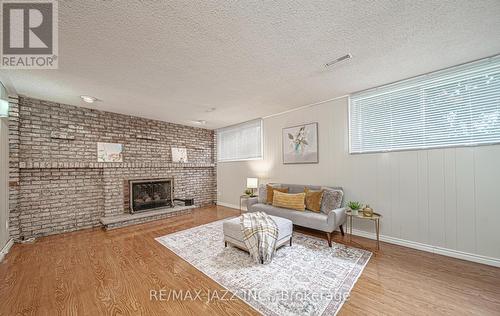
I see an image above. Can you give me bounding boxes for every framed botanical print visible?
[282,122,318,164]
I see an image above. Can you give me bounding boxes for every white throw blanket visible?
[240,212,278,264]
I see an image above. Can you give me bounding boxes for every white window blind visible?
[0,82,6,99]
[217,119,263,161]
[0,82,8,117]
[349,56,500,153]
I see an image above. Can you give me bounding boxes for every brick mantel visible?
[18,161,215,169]
[9,96,217,240]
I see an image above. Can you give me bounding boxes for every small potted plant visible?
[347,201,362,216]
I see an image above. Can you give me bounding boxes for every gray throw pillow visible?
[258,184,281,204]
[258,184,267,203]
[320,188,343,214]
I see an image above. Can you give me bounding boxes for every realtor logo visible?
[1,0,58,69]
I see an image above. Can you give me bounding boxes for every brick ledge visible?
[101,205,196,229]
[18,161,215,169]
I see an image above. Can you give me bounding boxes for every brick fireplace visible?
[8,96,217,240]
[128,178,174,213]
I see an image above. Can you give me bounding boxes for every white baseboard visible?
[350,228,500,268]
[216,201,500,267]
[0,239,14,262]
[217,201,242,210]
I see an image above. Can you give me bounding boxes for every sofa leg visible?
[224,241,227,247]
[339,225,345,236]
[326,232,332,247]
[289,237,292,246]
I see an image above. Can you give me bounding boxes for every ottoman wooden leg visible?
[289,236,292,246]
[224,241,227,247]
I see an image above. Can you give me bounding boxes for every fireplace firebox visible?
[129,178,174,213]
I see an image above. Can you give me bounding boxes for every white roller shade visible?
[217,119,263,161]
[349,56,500,153]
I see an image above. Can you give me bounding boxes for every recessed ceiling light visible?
[205,107,216,113]
[80,95,98,103]
[189,120,207,125]
[325,53,352,68]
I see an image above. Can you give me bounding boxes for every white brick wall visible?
[9,96,216,239]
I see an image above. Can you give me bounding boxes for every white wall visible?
[0,118,10,253]
[217,97,500,265]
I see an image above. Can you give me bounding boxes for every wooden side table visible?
[346,210,382,250]
[239,195,257,214]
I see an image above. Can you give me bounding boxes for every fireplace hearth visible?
[129,178,174,213]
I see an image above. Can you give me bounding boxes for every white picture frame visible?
[97,142,123,162]
[172,147,188,163]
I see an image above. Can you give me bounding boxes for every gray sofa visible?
[247,183,346,247]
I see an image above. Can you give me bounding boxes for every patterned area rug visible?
[156,219,371,316]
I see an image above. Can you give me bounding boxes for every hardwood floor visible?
[1,205,499,315]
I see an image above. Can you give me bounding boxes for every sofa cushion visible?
[260,183,342,201]
[266,185,289,205]
[282,184,316,194]
[272,191,305,211]
[250,203,331,232]
[320,188,343,214]
[304,188,324,212]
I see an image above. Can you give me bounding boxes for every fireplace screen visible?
[129,179,173,213]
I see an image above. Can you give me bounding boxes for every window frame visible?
[348,55,500,154]
[217,118,264,162]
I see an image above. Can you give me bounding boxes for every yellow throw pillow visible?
[304,188,324,212]
[272,191,305,211]
[266,185,289,204]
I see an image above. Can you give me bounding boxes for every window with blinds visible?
[349,56,500,153]
[0,82,8,117]
[217,119,263,162]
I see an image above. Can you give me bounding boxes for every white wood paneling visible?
[416,151,430,244]
[0,118,9,250]
[444,148,458,250]
[399,152,419,242]
[217,97,500,263]
[474,146,500,259]
[389,153,401,239]
[376,154,393,236]
[427,150,446,248]
[455,147,476,254]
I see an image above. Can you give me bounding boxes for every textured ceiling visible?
[2,0,500,129]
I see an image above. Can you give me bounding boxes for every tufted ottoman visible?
[223,215,293,251]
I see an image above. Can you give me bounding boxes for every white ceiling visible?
[2,0,500,129]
